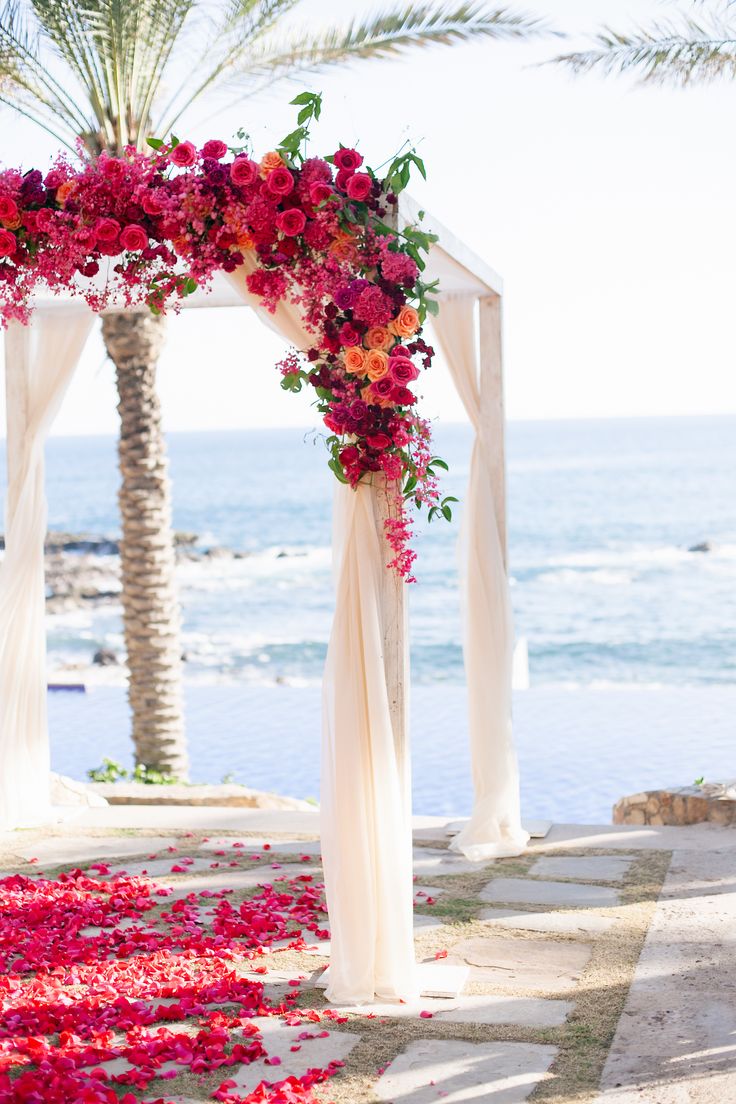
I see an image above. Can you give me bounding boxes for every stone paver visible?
[448,936,591,993]
[315,963,470,999]
[481,877,620,909]
[375,1039,557,1103]
[231,1018,360,1092]
[7,836,179,866]
[594,849,736,1102]
[92,855,215,878]
[433,994,572,1028]
[413,884,446,903]
[479,907,616,935]
[530,856,634,882]
[328,994,570,1027]
[200,836,321,856]
[413,847,485,876]
[160,864,322,897]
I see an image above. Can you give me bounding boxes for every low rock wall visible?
[613,782,736,826]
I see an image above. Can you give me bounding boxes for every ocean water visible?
[3,415,736,822]
[24,415,736,690]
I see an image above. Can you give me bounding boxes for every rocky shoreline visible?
[0,529,252,618]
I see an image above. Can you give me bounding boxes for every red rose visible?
[366,433,392,450]
[346,173,372,202]
[0,195,19,222]
[265,167,295,197]
[169,141,197,167]
[142,191,166,216]
[309,181,332,205]
[120,224,148,251]
[391,385,416,405]
[335,169,353,192]
[94,217,120,243]
[0,228,16,257]
[334,147,363,172]
[339,446,360,466]
[276,208,306,237]
[102,157,126,180]
[201,139,228,160]
[339,322,361,346]
[230,157,259,188]
[389,357,419,385]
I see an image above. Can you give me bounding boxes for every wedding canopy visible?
[0,195,528,1005]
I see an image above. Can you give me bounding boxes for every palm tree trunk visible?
[101,310,189,779]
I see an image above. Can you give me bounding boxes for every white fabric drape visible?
[0,310,94,830]
[432,295,529,860]
[227,262,416,1003]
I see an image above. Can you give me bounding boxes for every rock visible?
[50,772,109,808]
[688,540,713,553]
[613,783,736,827]
[92,648,119,666]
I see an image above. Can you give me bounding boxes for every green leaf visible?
[431,458,449,471]
[328,457,348,484]
[425,298,440,317]
[290,91,315,105]
[146,137,164,150]
[441,504,453,521]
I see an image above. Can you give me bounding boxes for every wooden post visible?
[372,474,410,801]
[478,294,508,569]
[4,322,31,527]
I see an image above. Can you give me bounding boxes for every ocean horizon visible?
[3,413,735,821]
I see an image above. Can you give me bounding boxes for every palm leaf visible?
[162,2,552,130]
[553,7,736,87]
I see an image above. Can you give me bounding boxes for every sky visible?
[1,0,735,436]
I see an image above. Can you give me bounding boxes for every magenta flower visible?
[169,141,198,167]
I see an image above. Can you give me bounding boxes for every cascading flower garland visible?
[0,93,456,578]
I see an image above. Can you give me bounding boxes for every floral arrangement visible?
[0,93,456,578]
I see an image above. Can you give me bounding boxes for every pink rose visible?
[335,169,353,193]
[43,169,64,189]
[346,173,372,202]
[0,228,16,257]
[309,181,332,205]
[372,377,394,400]
[275,208,306,237]
[366,432,392,450]
[120,224,148,251]
[334,147,363,172]
[142,191,166,216]
[94,217,120,243]
[169,141,197,167]
[201,139,228,160]
[0,195,18,221]
[339,322,361,346]
[230,157,259,188]
[265,167,295,197]
[35,208,55,232]
[389,357,420,385]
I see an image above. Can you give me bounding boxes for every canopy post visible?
[4,322,31,525]
[372,475,410,803]
[478,294,507,569]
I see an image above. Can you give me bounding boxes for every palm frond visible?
[553,9,736,87]
[191,2,553,107]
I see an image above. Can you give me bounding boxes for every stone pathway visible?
[1,814,735,1102]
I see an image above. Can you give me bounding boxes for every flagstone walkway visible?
[1,810,734,1103]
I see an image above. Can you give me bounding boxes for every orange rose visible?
[391,305,420,338]
[235,230,255,249]
[2,216,21,231]
[260,151,285,176]
[329,231,357,262]
[344,347,367,374]
[364,326,394,352]
[56,180,76,205]
[361,383,394,409]
[365,349,389,382]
